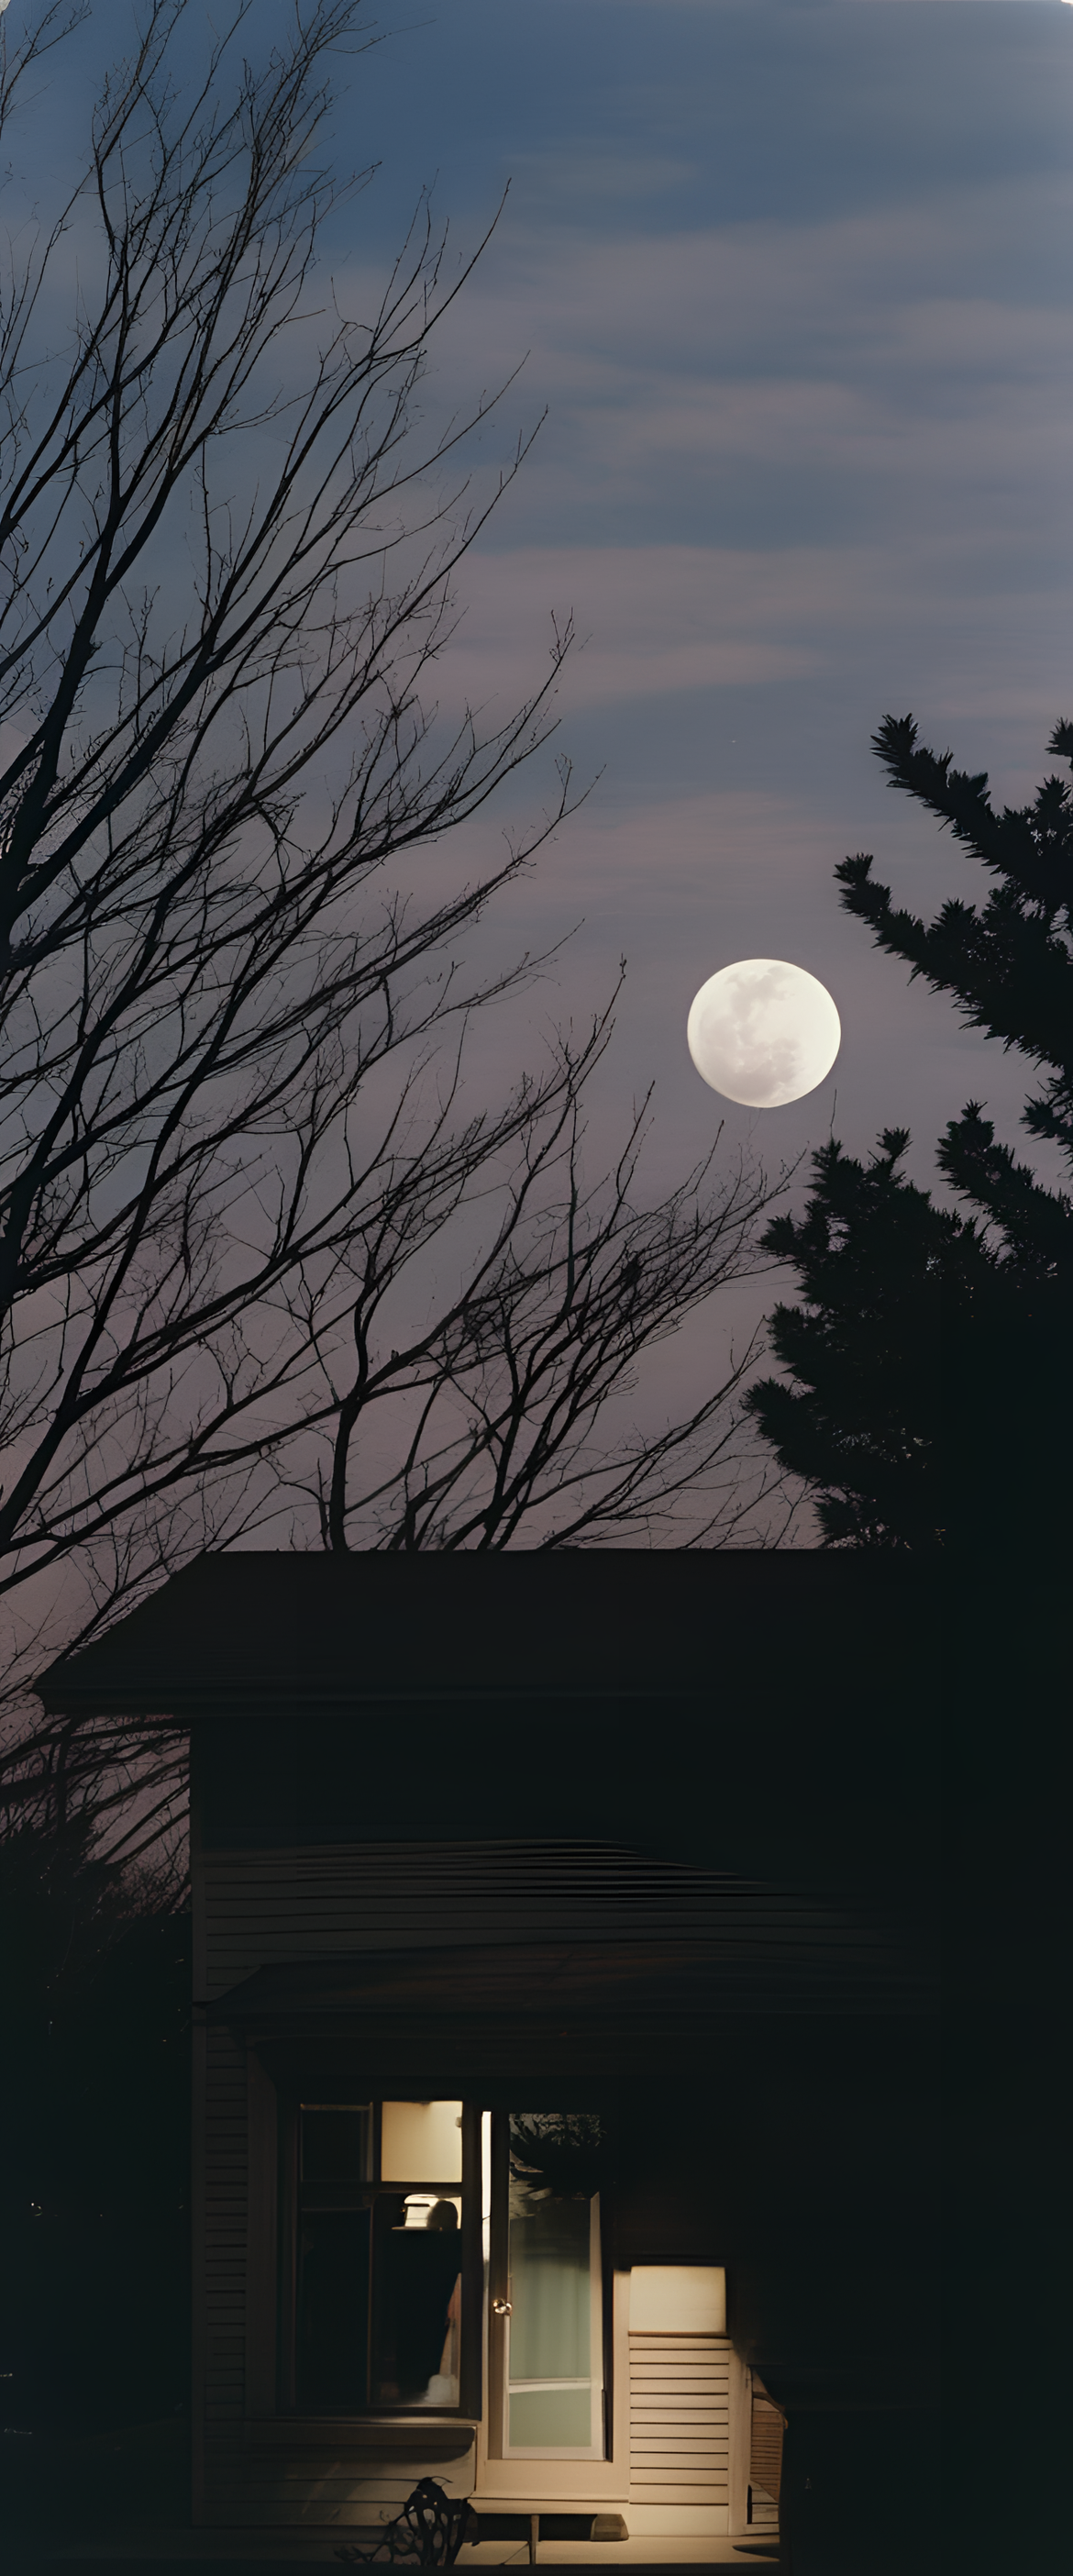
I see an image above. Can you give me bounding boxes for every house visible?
[39,1550,941,2563]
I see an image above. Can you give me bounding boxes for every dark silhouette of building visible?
[39,1550,945,2566]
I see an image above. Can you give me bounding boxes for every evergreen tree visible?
[745,716,1073,1550]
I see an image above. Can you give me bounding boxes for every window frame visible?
[275,2090,482,2420]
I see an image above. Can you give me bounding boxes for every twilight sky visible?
[13,0,1073,1545]
[335,0,1072,1139]
[333,0,1073,1451]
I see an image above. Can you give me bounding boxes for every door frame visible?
[474,2263,631,2503]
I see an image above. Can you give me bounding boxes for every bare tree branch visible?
[0,3,809,1898]
[0,1,583,1627]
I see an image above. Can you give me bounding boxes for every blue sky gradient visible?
[9,0,1072,1516]
[321,5,1072,1171]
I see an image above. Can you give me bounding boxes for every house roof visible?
[36,1546,938,1717]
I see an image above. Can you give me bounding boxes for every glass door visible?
[488,2112,605,2461]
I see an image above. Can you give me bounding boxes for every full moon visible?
[687,959,841,1107]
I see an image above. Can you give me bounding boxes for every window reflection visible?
[294,2101,464,2413]
[501,2111,604,2458]
[374,2196,461,2406]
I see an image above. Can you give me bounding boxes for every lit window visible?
[292,2100,465,2413]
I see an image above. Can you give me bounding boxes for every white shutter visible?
[628,2332,731,2508]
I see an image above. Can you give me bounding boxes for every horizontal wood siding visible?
[628,2333,731,2510]
[207,2444,478,2528]
[201,1838,925,2011]
[205,2026,247,2419]
[201,2022,247,2520]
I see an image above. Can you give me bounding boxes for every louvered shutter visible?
[628,2332,731,2509]
[749,2391,785,2500]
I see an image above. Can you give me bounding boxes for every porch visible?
[39,2537,780,2570]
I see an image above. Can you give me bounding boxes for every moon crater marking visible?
[687,959,841,1108]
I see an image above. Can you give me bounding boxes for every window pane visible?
[371,2195,462,2405]
[381,2100,463,2182]
[509,2196,591,2382]
[509,2387,593,2448]
[300,2104,371,2182]
[296,2208,370,2408]
[503,2114,603,2458]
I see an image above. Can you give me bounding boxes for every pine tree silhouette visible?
[746,716,1073,1551]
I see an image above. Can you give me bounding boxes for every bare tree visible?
[0,0,579,1638]
[0,1,802,1879]
[5,976,799,1882]
[275,987,796,1554]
